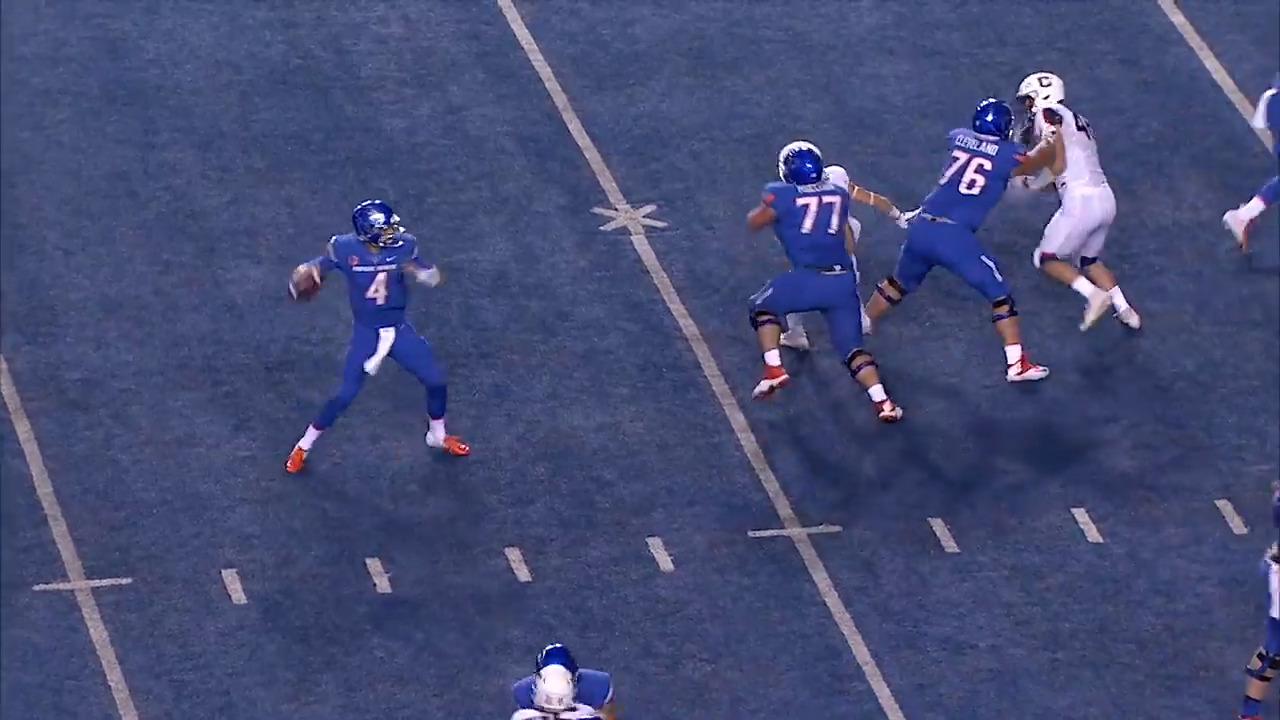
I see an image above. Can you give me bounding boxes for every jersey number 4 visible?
[940,151,993,196]
[794,194,844,234]
[365,271,389,305]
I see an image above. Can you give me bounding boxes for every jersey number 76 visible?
[794,194,844,234]
[939,150,993,196]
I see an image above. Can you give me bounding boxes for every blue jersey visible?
[512,669,612,710]
[319,232,421,328]
[920,128,1026,232]
[762,179,852,269]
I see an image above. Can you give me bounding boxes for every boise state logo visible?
[348,255,360,266]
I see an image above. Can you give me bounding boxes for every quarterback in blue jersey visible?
[746,141,903,422]
[513,644,615,720]
[1223,73,1280,252]
[284,199,469,473]
[863,98,1062,383]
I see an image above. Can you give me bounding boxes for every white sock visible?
[763,349,782,367]
[866,383,888,403]
[1108,286,1131,312]
[428,418,446,438]
[785,314,804,333]
[1004,344,1023,366]
[1241,196,1267,221]
[297,425,322,451]
[1069,275,1100,299]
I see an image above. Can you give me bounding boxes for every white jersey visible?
[510,705,600,720]
[1032,102,1108,191]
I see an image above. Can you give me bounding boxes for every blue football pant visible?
[313,323,447,430]
[894,220,1010,301]
[751,268,864,359]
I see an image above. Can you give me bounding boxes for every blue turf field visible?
[2,1,1277,718]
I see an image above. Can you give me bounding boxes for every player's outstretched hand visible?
[895,208,920,229]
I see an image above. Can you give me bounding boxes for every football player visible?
[863,99,1057,383]
[1014,72,1140,331]
[284,199,469,473]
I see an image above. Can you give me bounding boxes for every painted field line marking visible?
[747,524,843,538]
[365,557,393,593]
[927,518,960,553]
[504,546,533,583]
[220,568,248,605]
[1155,0,1272,151]
[495,3,905,717]
[33,577,133,592]
[645,536,675,572]
[1214,498,1249,535]
[1,355,139,719]
[1070,507,1105,544]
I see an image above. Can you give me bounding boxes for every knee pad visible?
[991,295,1018,323]
[875,277,906,305]
[1246,647,1280,681]
[845,348,877,378]
[751,311,782,331]
[1079,256,1099,268]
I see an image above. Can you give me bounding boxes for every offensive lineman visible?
[863,99,1058,383]
[284,199,470,473]
[1014,72,1140,331]
[779,163,907,350]
[1237,482,1279,720]
[1223,73,1280,252]
[747,141,903,421]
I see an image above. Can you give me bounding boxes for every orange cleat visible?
[426,433,470,456]
[285,446,307,474]
[751,364,790,399]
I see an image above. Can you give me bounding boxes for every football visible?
[289,263,322,301]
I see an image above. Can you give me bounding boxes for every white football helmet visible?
[1016,72,1065,111]
[532,665,576,713]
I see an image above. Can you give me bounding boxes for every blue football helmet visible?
[972,98,1015,140]
[777,141,824,186]
[352,199,403,247]
[536,643,579,676]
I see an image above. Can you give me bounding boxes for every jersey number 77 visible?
[940,151,993,196]
[794,194,845,234]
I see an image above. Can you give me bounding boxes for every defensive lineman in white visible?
[1014,72,1140,331]
[779,163,905,349]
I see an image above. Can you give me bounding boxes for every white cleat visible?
[1115,307,1141,330]
[1006,357,1050,383]
[1079,291,1112,331]
[1222,207,1250,249]
[779,329,810,350]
